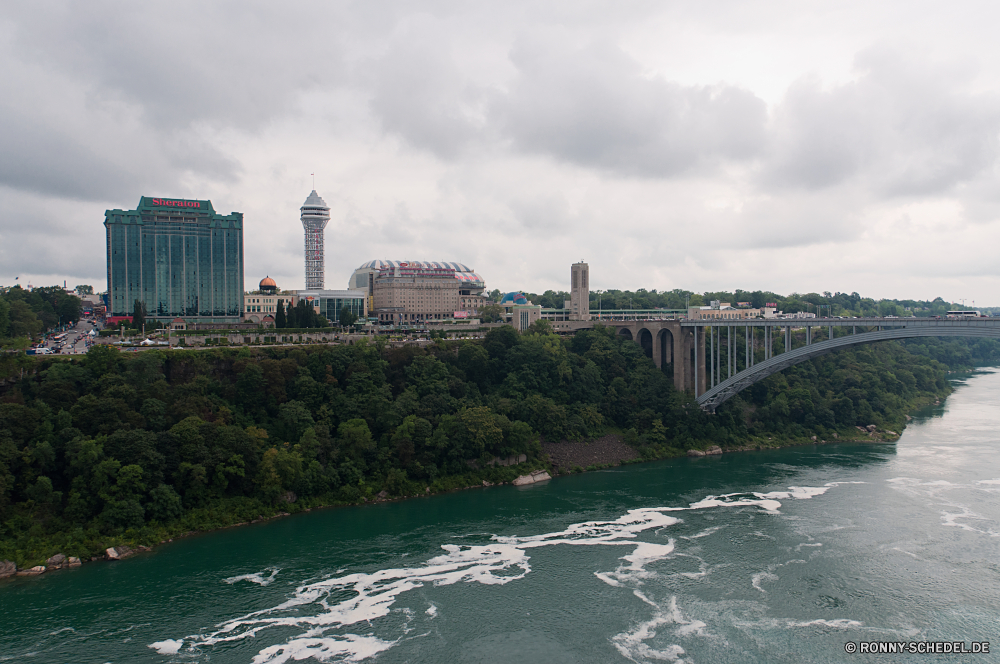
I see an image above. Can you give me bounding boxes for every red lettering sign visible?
[150,198,200,208]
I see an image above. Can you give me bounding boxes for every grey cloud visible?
[763,48,1000,195]
[5,1,346,132]
[494,39,768,176]
[0,102,142,201]
[0,188,108,285]
[367,29,487,158]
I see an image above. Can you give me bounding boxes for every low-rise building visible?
[688,302,762,319]
[244,277,297,324]
[294,289,368,325]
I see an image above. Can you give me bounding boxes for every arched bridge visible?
[602,317,1000,411]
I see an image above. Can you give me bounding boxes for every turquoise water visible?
[3,371,1000,663]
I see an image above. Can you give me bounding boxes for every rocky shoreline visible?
[543,434,641,472]
[1,553,83,579]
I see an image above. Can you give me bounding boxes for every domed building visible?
[349,260,488,325]
[244,276,292,325]
[499,292,528,305]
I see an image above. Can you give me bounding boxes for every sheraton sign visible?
[150,198,200,208]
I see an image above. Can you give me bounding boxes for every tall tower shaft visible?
[301,190,330,289]
[570,261,590,321]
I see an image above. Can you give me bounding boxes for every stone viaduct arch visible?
[607,320,707,394]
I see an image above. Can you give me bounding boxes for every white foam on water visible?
[787,618,863,629]
[941,507,1000,537]
[225,567,280,586]
[611,595,702,664]
[153,483,841,662]
[794,542,823,552]
[752,571,778,593]
[977,478,1000,485]
[48,627,74,636]
[680,525,725,540]
[149,639,183,654]
[252,634,397,664]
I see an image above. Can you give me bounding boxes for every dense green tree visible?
[276,300,287,329]
[132,299,147,330]
[339,306,358,328]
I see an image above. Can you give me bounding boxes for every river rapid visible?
[3,371,1000,663]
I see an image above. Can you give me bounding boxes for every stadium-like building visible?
[349,260,488,325]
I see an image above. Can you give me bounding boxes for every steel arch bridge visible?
[687,318,1000,411]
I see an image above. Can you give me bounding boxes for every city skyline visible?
[3,2,1000,304]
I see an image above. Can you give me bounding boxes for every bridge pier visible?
[610,320,706,396]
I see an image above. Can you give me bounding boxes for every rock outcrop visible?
[68,557,82,567]
[689,446,723,457]
[513,470,552,486]
[106,546,133,560]
[487,454,528,467]
[46,554,67,570]
[0,560,16,579]
[16,565,45,576]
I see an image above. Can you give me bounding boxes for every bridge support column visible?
[696,326,706,395]
[673,327,688,393]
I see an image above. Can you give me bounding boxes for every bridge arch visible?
[657,328,674,375]
[637,327,653,359]
[618,328,633,341]
[697,326,1000,412]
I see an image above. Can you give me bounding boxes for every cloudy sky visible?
[3,1,1000,304]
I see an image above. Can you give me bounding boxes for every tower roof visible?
[301,190,328,209]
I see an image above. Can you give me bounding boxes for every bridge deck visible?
[680,317,1000,328]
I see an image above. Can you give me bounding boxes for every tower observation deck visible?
[300,190,330,289]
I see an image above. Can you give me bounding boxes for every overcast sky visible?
[3,1,1000,305]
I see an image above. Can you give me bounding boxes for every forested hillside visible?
[0,325,956,567]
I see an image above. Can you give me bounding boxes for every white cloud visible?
[2,0,1000,304]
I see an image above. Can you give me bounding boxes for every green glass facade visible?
[295,290,367,323]
[105,197,244,322]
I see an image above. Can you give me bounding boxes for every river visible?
[3,371,1000,663]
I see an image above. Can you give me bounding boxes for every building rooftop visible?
[357,259,474,273]
[500,292,529,305]
[301,190,329,210]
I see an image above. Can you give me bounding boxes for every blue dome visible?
[500,292,528,305]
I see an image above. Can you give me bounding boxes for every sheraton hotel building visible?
[105,197,244,324]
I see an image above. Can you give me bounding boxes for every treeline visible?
[0,325,955,566]
[0,286,82,348]
[489,284,988,319]
[274,299,328,329]
[901,337,1000,370]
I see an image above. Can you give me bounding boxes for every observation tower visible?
[300,190,330,289]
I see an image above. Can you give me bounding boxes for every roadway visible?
[40,319,101,355]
